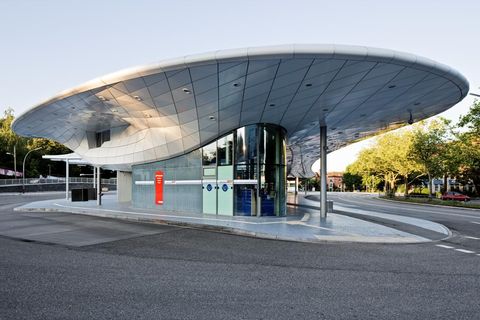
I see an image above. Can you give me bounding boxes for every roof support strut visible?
[320,125,327,220]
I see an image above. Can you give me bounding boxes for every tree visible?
[410,119,451,198]
[456,101,480,195]
[342,171,363,191]
[0,108,71,178]
[348,129,422,195]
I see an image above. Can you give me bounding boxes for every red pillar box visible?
[155,171,164,205]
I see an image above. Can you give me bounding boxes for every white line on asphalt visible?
[333,197,480,220]
[436,244,455,249]
[454,249,476,254]
[464,236,480,240]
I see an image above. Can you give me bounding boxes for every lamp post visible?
[6,144,17,179]
[22,147,42,193]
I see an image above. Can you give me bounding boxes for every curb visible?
[375,196,480,212]
[14,205,430,245]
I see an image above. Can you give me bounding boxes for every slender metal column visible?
[320,126,327,219]
[96,166,102,206]
[295,176,299,195]
[94,169,96,188]
[65,159,70,200]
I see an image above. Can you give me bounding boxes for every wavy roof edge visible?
[12,43,469,131]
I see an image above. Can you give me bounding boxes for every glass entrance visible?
[201,124,286,217]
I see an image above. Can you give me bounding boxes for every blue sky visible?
[1,0,479,171]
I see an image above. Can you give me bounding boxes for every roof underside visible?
[13,44,469,176]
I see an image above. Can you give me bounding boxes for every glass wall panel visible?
[217,133,233,166]
[235,126,257,165]
[202,141,216,166]
[235,185,257,216]
[132,149,202,213]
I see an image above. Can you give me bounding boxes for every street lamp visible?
[22,147,42,193]
[6,144,17,179]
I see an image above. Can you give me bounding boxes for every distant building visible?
[327,172,344,191]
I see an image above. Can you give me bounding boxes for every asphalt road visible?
[326,192,480,252]
[1,192,480,319]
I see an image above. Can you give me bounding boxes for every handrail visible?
[0,177,117,186]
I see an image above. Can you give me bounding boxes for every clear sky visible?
[1,0,478,172]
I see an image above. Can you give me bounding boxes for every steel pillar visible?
[96,166,102,206]
[320,126,327,219]
[65,159,70,200]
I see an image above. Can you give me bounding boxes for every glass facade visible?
[132,124,287,216]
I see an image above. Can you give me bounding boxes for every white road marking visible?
[454,249,475,254]
[301,213,311,222]
[331,196,480,220]
[436,244,454,249]
[464,236,480,240]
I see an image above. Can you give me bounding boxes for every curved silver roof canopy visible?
[13,44,469,176]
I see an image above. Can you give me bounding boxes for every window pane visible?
[202,141,216,166]
[217,133,233,166]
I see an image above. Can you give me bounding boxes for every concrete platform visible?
[12,192,450,245]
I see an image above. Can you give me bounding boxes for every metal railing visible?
[0,177,117,186]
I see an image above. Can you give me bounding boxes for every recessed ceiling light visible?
[331,127,337,130]
[209,115,215,120]
[323,108,328,112]
[414,102,421,106]
[360,114,366,117]
[305,83,312,87]
[133,95,142,101]
[388,85,396,89]
[233,83,240,87]
[182,88,191,94]
[98,95,108,101]
[269,103,276,107]
[338,131,343,134]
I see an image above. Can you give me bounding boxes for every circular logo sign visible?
[222,184,228,192]
[206,184,213,191]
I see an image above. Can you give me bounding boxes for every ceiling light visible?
[360,114,366,117]
[414,102,421,106]
[133,95,142,101]
[182,88,191,94]
[388,85,396,89]
[331,127,337,130]
[305,83,312,87]
[322,108,328,112]
[98,95,108,101]
[209,115,215,120]
[269,103,276,107]
[233,83,240,87]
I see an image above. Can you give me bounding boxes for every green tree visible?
[411,119,451,198]
[456,101,480,195]
[342,171,363,191]
[0,108,71,178]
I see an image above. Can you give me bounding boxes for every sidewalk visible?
[14,192,450,244]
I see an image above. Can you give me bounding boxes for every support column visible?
[295,176,299,195]
[320,126,327,220]
[96,166,102,206]
[117,171,132,202]
[93,166,96,188]
[65,159,70,200]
